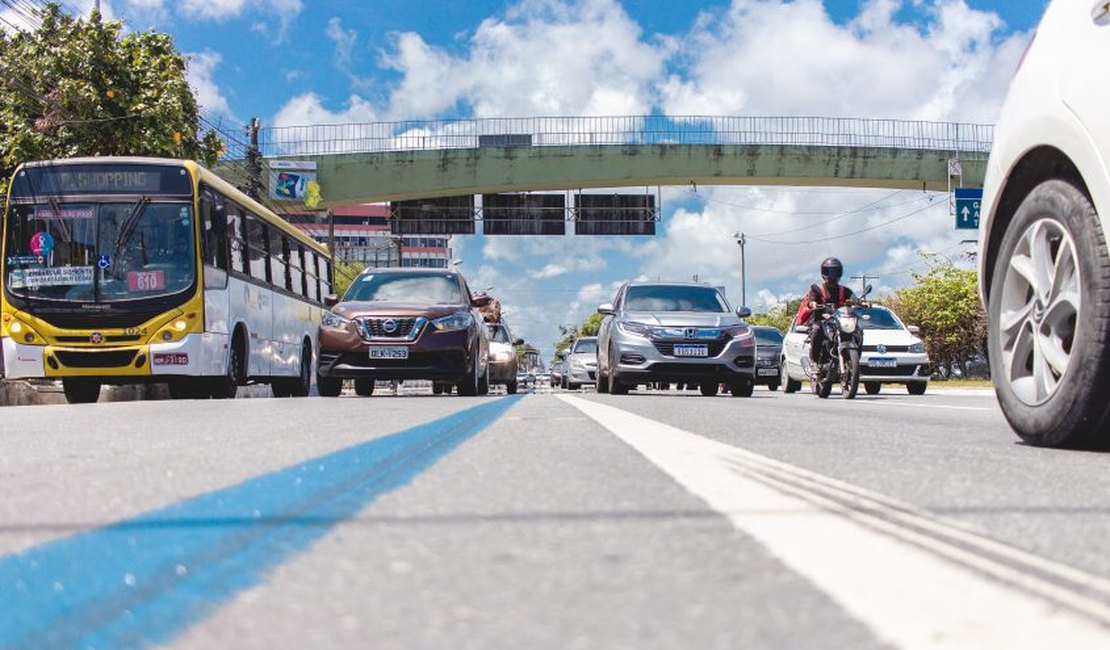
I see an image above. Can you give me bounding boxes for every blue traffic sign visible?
[955,188,982,230]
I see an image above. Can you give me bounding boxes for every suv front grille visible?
[355,317,426,341]
[652,340,728,358]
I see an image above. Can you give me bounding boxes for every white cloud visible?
[380,0,668,119]
[661,0,1027,123]
[326,17,358,69]
[271,93,380,128]
[186,50,236,120]
[178,0,301,41]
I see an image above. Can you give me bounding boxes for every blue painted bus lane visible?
[0,395,522,649]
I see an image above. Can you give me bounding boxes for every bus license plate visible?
[674,344,708,357]
[868,357,897,368]
[369,347,408,360]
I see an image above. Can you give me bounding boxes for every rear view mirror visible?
[324,294,339,307]
[907,325,921,334]
[513,338,524,346]
[472,295,492,308]
[597,303,614,315]
[794,325,809,334]
[735,306,752,319]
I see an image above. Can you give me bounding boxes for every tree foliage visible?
[747,297,803,334]
[890,256,986,376]
[0,4,222,195]
[554,312,605,357]
[332,260,365,298]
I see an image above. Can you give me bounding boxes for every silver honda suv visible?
[596,282,756,396]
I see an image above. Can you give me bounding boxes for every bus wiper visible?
[115,195,150,250]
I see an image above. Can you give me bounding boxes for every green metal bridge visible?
[217,115,993,208]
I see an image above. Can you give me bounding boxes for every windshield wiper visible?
[115,195,150,251]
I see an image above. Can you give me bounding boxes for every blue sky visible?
[11,0,1048,361]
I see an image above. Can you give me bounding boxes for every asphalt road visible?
[2,385,1110,649]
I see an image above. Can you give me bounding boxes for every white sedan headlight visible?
[321,311,351,329]
[909,341,926,353]
[432,311,472,332]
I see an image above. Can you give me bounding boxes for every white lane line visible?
[866,401,995,412]
[559,395,1110,649]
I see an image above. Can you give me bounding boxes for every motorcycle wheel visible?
[841,348,860,399]
[812,362,832,399]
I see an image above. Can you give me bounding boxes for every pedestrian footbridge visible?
[222,115,993,207]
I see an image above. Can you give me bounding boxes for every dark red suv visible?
[317,268,491,396]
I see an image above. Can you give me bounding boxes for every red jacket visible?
[796,283,853,325]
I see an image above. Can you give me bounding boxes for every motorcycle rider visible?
[796,257,856,368]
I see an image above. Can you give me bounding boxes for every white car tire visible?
[988,179,1110,447]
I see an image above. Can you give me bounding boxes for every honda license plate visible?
[868,357,897,368]
[369,347,409,360]
[673,344,708,357]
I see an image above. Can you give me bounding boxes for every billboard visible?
[482,194,566,236]
[269,160,317,202]
[574,193,657,235]
[390,196,476,235]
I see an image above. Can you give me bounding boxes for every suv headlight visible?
[432,311,472,332]
[727,324,751,338]
[321,311,351,329]
[617,321,651,337]
[909,341,925,353]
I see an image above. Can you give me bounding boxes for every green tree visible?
[893,256,986,377]
[747,298,802,333]
[553,312,605,357]
[332,260,365,298]
[0,4,222,195]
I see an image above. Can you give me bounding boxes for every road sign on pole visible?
[955,188,982,230]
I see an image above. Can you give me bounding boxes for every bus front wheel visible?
[62,378,101,404]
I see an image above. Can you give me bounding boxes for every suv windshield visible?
[625,285,728,312]
[346,272,464,304]
[857,307,904,330]
[487,324,512,343]
[572,338,597,354]
[4,201,196,303]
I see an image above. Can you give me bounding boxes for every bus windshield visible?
[4,201,196,303]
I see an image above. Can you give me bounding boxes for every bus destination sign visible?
[12,164,192,198]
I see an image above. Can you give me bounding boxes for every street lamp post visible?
[733,232,747,307]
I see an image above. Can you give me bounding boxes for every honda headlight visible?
[321,311,351,330]
[727,324,751,338]
[839,316,858,333]
[909,341,925,353]
[432,311,472,332]
[617,321,651,337]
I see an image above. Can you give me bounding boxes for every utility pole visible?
[850,274,878,295]
[245,118,262,201]
[733,232,747,306]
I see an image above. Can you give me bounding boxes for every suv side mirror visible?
[597,303,614,315]
[735,306,752,319]
[324,294,339,308]
[472,295,492,308]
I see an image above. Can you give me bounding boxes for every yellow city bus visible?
[1,157,332,403]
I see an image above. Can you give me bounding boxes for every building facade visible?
[286,204,453,269]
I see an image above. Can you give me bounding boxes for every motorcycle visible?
[805,285,872,399]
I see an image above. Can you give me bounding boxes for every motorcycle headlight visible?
[321,311,351,329]
[432,311,472,332]
[909,341,925,353]
[617,321,651,337]
[839,316,857,333]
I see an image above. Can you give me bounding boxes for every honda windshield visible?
[625,285,729,312]
[3,201,196,303]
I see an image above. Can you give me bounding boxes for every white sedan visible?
[781,305,931,395]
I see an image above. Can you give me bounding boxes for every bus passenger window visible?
[227,206,247,275]
[246,216,269,283]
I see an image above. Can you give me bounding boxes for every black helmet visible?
[820,257,843,283]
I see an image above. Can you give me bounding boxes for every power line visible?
[746,197,945,245]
